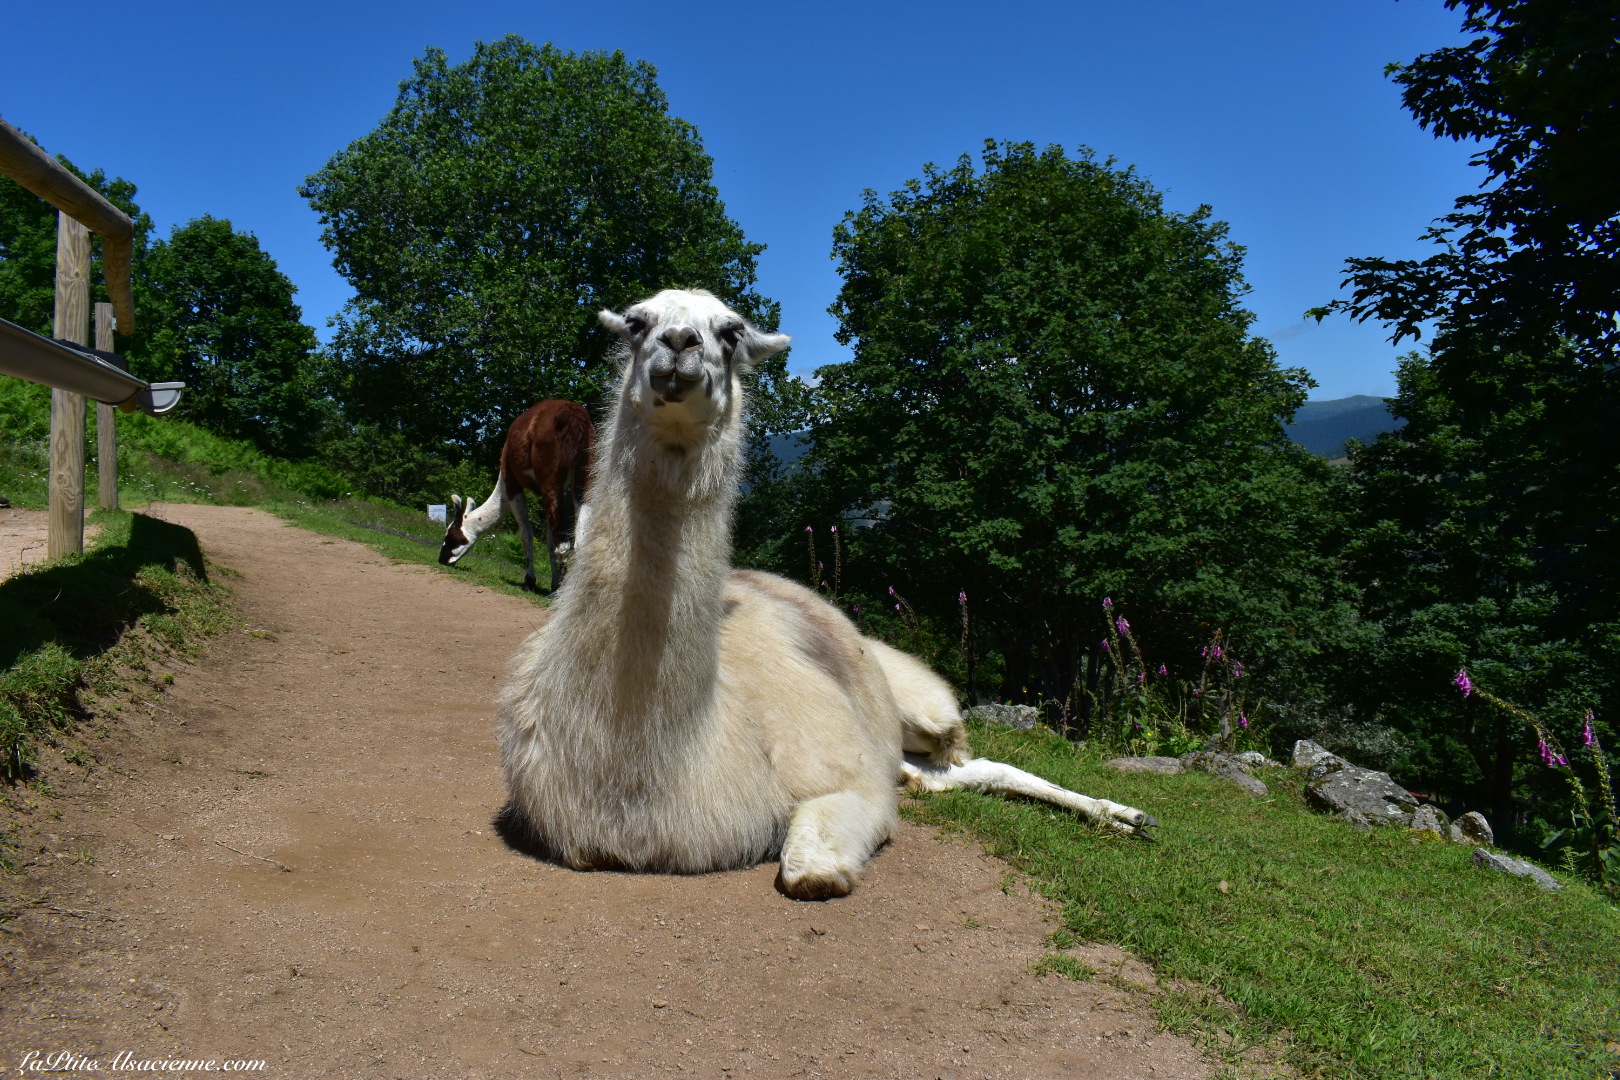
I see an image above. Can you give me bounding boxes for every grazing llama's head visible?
[438,494,473,565]
[598,289,790,454]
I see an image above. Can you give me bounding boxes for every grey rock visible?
[1232,750,1279,769]
[1335,806,1375,830]
[1450,811,1494,847]
[1291,739,1339,771]
[964,704,1040,732]
[1180,751,1269,797]
[1104,756,1184,775]
[1299,751,1417,826]
[1409,804,1450,838]
[1472,848,1562,890]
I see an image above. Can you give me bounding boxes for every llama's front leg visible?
[509,490,539,591]
[777,789,897,901]
[901,756,1158,837]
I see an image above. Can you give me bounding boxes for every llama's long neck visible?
[548,390,744,729]
[463,472,511,541]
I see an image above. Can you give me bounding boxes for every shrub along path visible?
[0,504,1215,1080]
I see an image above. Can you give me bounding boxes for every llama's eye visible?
[625,317,648,338]
[716,321,744,348]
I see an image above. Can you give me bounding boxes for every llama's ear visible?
[736,330,791,372]
[598,308,629,338]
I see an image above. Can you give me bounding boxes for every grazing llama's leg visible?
[777,787,898,900]
[507,487,539,592]
[900,756,1158,835]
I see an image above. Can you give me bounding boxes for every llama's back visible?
[721,571,905,799]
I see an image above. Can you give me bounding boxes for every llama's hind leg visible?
[900,755,1157,837]
[777,788,897,901]
[510,490,539,591]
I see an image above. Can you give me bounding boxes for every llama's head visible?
[438,494,474,565]
[598,289,790,450]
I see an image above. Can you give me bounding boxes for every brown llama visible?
[439,399,594,592]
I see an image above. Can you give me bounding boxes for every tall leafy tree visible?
[136,216,321,456]
[809,141,1350,705]
[1319,0,1620,627]
[300,36,797,475]
[1319,0,1619,834]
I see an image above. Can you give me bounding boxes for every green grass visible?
[266,496,559,601]
[0,509,232,781]
[906,721,1620,1079]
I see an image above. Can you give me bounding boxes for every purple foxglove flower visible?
[1232,661,1243,679]
[1158,665,1168,676]
[1117,617,1131,634]
[958,591,967,605]
[1103,597,1113,609]
[1137,672,1146,684]
[830,525,838,533]
[888,586,895,596]
[805,525,813,532]
[1584,712,1595,748]
[1537,738,1550,765]
[1239,713,1249,729]
[1101,640,1110,652]
[1453,669,1473,698]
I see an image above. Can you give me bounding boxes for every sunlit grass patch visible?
[906,721,1620,1079]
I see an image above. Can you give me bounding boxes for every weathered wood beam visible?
[49,213,90,559]
[0,116,136,333]
[96,302,118,510]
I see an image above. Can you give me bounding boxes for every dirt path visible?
[0,507,99,580]
[1,505,1212,1079]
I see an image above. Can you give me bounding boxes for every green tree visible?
[804,141,1351,709]
[136,216,322,456]
[1341,353,1616,830]
[1319,0,1620,626]
[300,36,798,479]
[1317,0,1619,839]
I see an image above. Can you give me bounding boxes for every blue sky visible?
[2,0,1476,399]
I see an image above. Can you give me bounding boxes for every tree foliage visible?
[1320,0,1620,626]
[134,217,322,456]
[300,36,798,477]
[795,141,1350,707]
[1323,1,1619,840]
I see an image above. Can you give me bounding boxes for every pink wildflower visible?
[1239,713,1249,729]
[1102,597,1113,609]
[1453,669,1473,698]
[1101,639,1110,652]
[1117,617,1131,634]
[1584,711,1595,748]
[1158,665,1168,676]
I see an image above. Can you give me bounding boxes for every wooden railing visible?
[0,115,184,557]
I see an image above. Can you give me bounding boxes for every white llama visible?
[498,289,1154,899]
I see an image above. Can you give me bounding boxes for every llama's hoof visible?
[775,864,856,901]
[522,575,541,593]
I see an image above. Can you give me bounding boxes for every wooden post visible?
[48,212,90,559]
[95,302,118,509]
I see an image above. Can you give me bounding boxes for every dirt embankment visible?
[0,504,1213,1079]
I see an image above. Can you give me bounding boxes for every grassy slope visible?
[0,509,233,784]
[907,721,1620,1079]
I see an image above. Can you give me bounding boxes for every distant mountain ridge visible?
[761,395,1404,470]
[1285,395,1405,459]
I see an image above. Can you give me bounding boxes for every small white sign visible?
[427,504,448,523]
